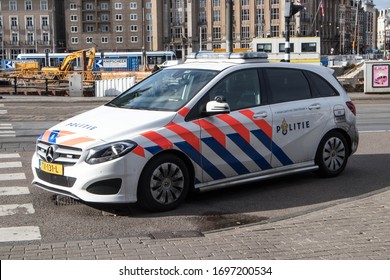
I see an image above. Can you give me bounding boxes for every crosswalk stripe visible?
[0,173,26,181]
[0,153,20,159]
[0,203,35,216]
[0,162,22,168]
[0,226,41,242]
[0,187,30,195]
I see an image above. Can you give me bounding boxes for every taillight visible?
[346,101,356,116]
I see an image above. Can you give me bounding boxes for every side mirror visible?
[206,100,230,114]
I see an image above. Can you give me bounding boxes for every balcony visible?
[11,25,19,31]
[26,25,34,31]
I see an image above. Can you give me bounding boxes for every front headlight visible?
[85,140,137,164]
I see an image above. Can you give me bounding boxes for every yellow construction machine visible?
[41,47,96,81]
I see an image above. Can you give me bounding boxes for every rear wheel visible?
[315,131,349,178]
[137,154,189,212]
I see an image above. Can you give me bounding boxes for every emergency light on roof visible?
[185,51,268,63]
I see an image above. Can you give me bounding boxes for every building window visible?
[146,25,152,32]
[115,3,122,9]
[101,25,109,32]
[12,33,19,44]
[130,14,137,21]
[200,0,206,8]
[130,25,138,32]
[86,15,94,21]
[213,10,220,22]
[212,0,220,7]
[271,25,279,37]
[271,0,279,4]
[11,17,18,27]
[116,36,123,43]
[101,14,109,21]
[131,36,138,43]
[25,0,32,10]
[71,26,78,33]
[41,16,49,28]
[27,32,34,44]
[26,17,33,28]
[43,32,49,44]
[213,27,221,40]
[271,8,279,20]
[241,26,250,39]
[86,25,94,32]
[101,3,109,10]
[71,37,79,44]
[146,13,152,21]
[115,14,123,21]
[101,37,108,43]
[70,3,77,10]
[116,25,123,32]
[86,37,93,43]
[85,3,93,10]
[40,0,48,10]
[256,43,272,52]
[9,1,17,11]
[175,28,182,38]
[70,15,78,21]
[146,2,152,9]
[242,9,250,21]
[242,0,249,6]
[130,2,137,9]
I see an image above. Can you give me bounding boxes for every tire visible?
[315,131,349,178]
[137,154,190,212]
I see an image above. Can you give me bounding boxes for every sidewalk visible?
[1,186,389,260]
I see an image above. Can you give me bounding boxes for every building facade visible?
[0,0,65,60]
[0,0,387,61]
[377,8,390,52]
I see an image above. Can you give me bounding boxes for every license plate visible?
[40,160,63,176]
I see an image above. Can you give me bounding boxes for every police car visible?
[32,52,359,212]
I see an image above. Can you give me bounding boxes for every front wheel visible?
[137,154,190,212]
[315,131,349,178]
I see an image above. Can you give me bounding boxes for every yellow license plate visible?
[40,160,63,176]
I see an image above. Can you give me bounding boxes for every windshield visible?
[107,68,219,111]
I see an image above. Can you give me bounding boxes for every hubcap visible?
[150,162,184,205]
[323,137,346,171]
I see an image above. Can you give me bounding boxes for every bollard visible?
[13,77,17,95]
[45,78,49,96]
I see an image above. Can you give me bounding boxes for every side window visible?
[305,71,339,97]
[265,68,311,103]
[207,69,261,111]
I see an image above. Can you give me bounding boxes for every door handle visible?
[308,103,321,110]
[253,112,268,118]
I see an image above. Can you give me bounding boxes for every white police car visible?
[32,52,359,212]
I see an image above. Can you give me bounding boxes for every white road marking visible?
[0,226,41,242]
[0,173,26,181]
[0,161,22,168]
[0,153,20,159]
[0,187,30,196]
[0,203,35,216]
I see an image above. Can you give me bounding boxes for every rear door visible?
[264,67,332,167]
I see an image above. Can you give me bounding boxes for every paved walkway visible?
[0,92,389,260]
[0,186,389,260]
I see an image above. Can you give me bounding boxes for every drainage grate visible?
[54,194,81,206]
[150,231,204,240]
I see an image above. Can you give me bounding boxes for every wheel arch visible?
[142,149,196,190]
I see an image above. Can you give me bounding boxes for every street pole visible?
[226,0,233,53]
[284,1,304,63]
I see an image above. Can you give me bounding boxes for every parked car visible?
[32,52,359,212]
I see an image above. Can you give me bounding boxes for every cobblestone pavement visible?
[0,93,389,260]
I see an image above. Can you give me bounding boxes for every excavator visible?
[41,47,96,81]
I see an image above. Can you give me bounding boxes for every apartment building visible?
[0,0,66,60]
[377,8,390,52]
[0,0,384,61]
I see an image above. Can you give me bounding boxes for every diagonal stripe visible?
[166,122,200,152]
[217,114,250,143]
[202,137,249,175]
[197,119,226,147]
[59,137,95,146]
[228,133,272,170]
[239,109,273,139]
[175,141,225,181]
[142,131,174,150]
[177,107,190,117]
